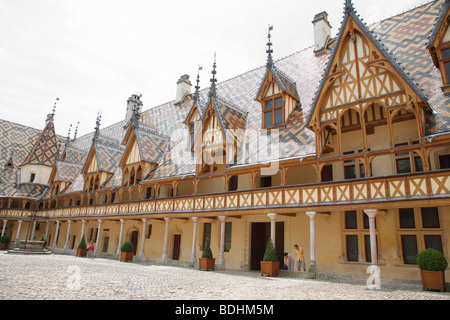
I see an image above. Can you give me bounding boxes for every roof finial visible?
[93,111,102,143]
[66,123,72,142]
[46,97,59,123]
[194,65,202,102]
[208,53,217,99]
[344,0,355,14]
[73,121,80,140]
[266,25,274,67]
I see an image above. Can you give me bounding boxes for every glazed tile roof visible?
[1,0,449,197]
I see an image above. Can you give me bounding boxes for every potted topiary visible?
[120,241,134,262]
[260,238,279,277]
[199,238,215,271]
[416,248,448,292]
[76,235,87,257]
[0,235,10,250]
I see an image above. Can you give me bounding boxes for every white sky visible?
[0,0,428,138]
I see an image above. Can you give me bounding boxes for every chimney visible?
[125,94,143,125]
[312,11,332,54]
[175,74,192,104]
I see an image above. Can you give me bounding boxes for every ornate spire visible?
[208,53,217,99]
[46,97,59,123]
[73,121,80,140]
[344,0,355,14]
[66,123,72,144]
[194,65,202,102]
[92,111,102,143]
[266,25,274,68]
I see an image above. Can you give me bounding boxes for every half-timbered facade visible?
[1,0,449,284]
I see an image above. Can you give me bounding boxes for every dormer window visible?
[441,46,450,85]
[263,95,284,129]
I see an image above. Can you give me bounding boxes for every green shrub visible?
[39,234,45,241]
[0,235,10,244]
[78,235,87,250]
[201,238,213,259]
[120,241,134,253]
[263,238,278,262]
[416,249,448,272]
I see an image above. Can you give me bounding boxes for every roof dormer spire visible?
[266,25,274,67]
[208,53,218,99]
[194,65,202,102]
[93,111,102,143]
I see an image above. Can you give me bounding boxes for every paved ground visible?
[0,252,449,301]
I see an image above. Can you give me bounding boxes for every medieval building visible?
[1,0,450,284]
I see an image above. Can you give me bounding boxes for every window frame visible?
[262,94,285,129]
[439,43,450,85]
[342,210,377,263]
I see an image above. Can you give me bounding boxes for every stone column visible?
[94,219,103,256]
[31,221,37,240]
[64,220,73,249]
[44,221,50,241]
[52,220,61,248]
[161,217,171,262]
[139,218,148,258]
[117,219,125,255]
[267,213,277,246]
[364,209,379,265]
[1,220,7,237]
[306,211,317,275]
[14,220,23,246]
[80,220,87,242]
[190,217,199,266]
[217,216,227,270]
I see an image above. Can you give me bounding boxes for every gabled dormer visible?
[255,26,300,130]
[81,114,123,192]
[120,106,169,187]
[192,58,248,175]
[307,0,430,158]
[427,0,450,94]
[48,161,82,197]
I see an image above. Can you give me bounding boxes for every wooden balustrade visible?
[1,170,450,219]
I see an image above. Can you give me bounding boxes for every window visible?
[399,208,415,229]
[189,123,195,149]
[394,143,423,174]
[224,222,232,252]
[442,47,450,85]
[346,235,359,261]
[30,173,36,183]
[421,207,440,229]
[321,165,333,182]
[343,211,376,262]
[345,211,358,229]
[260,176,272,188]
[401,235,418,264]
[397,207,444,264]
[439,154,450,169]
[263,96,284,129]
[229,176,238,192]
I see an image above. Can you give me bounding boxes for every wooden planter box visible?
[120,252,133,262]
[199,258,215,271]
[260,261,280,277]
[420,270,446,292]
[0,243,8,250]
[76,248,87,257]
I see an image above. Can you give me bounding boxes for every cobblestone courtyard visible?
[0,252,449,301]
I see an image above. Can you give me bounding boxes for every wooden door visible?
[173,234,181,260]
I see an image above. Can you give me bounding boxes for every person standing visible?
[294,244,306,271]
